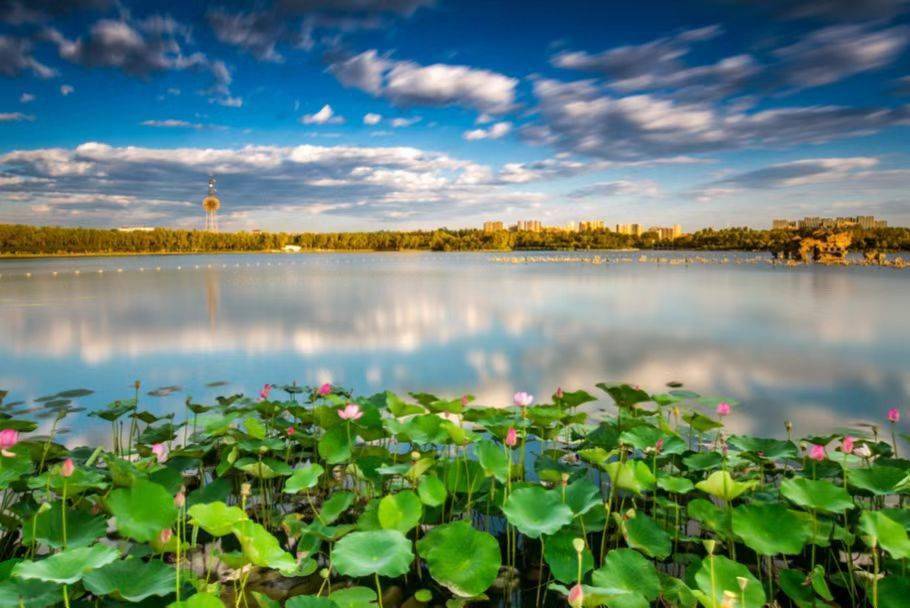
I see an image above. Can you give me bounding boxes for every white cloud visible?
[60,84,75,96]
[19,92,35,103]
[0,35,57,78]
[0,112,34,122]
[328,50,519,114]
[390,116,421,128]
[301,104,344,125]
[463,121,512,140]
[141,119,208,129]
[568,179,662,199]
[363,112,382,125]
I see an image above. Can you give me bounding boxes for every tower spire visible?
[202,175,221,232]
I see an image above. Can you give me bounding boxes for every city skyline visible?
[0,1,908,231]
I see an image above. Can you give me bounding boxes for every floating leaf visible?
[171,592,227,607]
[732,503,812,555]
[188,501,248,537]
[693,555,764,608]
[284,463,325,494]
[621,512,671,559]
[22,502,106,548]
[780,478,855,514]
[378,491,423,533]
[417,475,447,507]
[590,548,660,608]
[416,520,501,597]
[475,440,510,483]
[13,544,119,584]
[859,511,910,559]
[83,557,175,602]
[232,520,297,572]
[543,528,593,584]
[603,460,655,495]
[332,530,413,578]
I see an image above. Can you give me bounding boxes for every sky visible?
[0,0,908,232]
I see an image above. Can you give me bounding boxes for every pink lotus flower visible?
[174,491,185,508]
[0,429,19,458]
[809,444,826,461]
[513,392,534,407]
[337,403,363,421]
[461,394,469,407]
[258,384,272,401]
[317,383,332,396]
[655,438,664,453]
[151,443,168,464]
[60,458,75,478]
[842,435,855,454]
[286,426,295,437]
[556,387,564,399]
[505,427,518,447]
[887,408,900,423]
[159,528,173,544]
[568,584,584,608]
[716,402,731,417]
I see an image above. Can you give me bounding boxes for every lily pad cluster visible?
[0,383,906,607]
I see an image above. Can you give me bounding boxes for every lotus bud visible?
[461,394,469,407]
[320,567,330,579]
[37,502,52,515]
[561,472,570,487]
[572,538,585,554]
[411,450,421,461]
[159,528,173,544]
[240,482,252,498]
[60,458,75,478]
[736,576,748,592]
[286,426,295,437]
[887,408,900,424]
[134,380,141,390]
[174,490,185,508]
[721,590,738,608]
[568,584,584,608]
[556,387,564,399]
[703,539,716,555]
[785,419,793,433]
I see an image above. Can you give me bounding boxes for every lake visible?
[1,251,907,446]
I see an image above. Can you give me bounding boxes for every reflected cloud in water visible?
[1,252,908,444]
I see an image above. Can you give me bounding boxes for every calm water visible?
[1,251,907,445]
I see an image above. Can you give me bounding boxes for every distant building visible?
[647,225,683,240]
[482,221,505,233]
[579,220,605,232]
[515,220,542,232]
[116,226,155,232]
[615,223,643,237]
[787,215,887,230]
[772,219,797,230]
[564,222,579,233]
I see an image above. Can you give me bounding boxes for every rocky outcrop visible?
[771,230,852,264]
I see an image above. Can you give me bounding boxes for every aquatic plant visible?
[0,383,906,607]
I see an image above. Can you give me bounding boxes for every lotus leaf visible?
[378,490,423,533]
[82,557,175,602]
[284,463,325,494]
[621,511,671,559]
[590,548,660,608]
[417,475,447,506]
[475,440,510,482]
[231,520,297,572]
[188,501,248,537]
[22,502,106,548]
[416,520,500,597]
[695,470,756,501]
[732,502,811,555]
[501,486,573,538]
[603,460,655,495]
[694,555,764,608]
[780,477,854,514]
[107,478,178,543]
[859,511,910,559]
[543,528,593,584]
[13,544,119,584]
[331,530,414,578]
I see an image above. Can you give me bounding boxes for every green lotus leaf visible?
[82,557,175,602]
[596,383,651,409]
[590,548,660,607]
[683,452,724,472]
[848,466,906,496]
[687,499,731,536]
[170,592,227,607]
[475,440,510,483]
[564,477,602,516]
[0,575,60,608]
[378,491,423,533]
[603,460,655,495]
[693,555,765,608]
[501,486,573,538]
[417,475,447,507]
[780,477,855,514]
[318,425,352,464]
[188,501,248,537]
[286,596,339,608]
[332,530,413,578]
[621,511,671,559]
[0,454,31,490]
[778,569,817,608]
[543,528,593,584]
[329,586,377,608]
[695,471,756,502]
[416,520,500,597]
[727,435,798,460]
[320,491,355,524]
[284,463,325,494]
[22,502,106,548]
[659,573,697,608]
[107,478,178,543]
[234,458,293,479]
[13,544,120,584]
[859,511,910,559]
[878,575,910,608]
[682,411,723,433]
[732,502,812,555]
[231,520,297,572]
[657,475,695,494]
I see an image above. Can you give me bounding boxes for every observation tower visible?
[202,176,221,232]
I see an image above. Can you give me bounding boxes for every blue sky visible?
[0,0,908,231]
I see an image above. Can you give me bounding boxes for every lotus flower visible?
[258,384,272,401]
[317,383,332,396]
[809,444,826,461]
[505,427,518,447]
[887,408,900,423]
[337,403,363,421]
[461,394,469,407]
[655,438,664,454]
[513,392,534,407]
[60,458,75,478]
[556,387,564,399]
[841,435,855,454]
[286,426,295,436]
[716,402,731,417]
[854,444,872,458]
[151,443,168,464]
[159,528,173,544]
[0,429,19,458]
[174,491,185,508]
[568,584,584,608]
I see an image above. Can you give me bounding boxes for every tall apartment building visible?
[579,220,605,231]
[515,220,542,232]
[772,219,797,230]
[482,221,504,233]
[615,223,643,237]
[647,225,683,240]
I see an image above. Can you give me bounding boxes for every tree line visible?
[1,223,908,255]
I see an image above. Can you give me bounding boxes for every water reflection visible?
[0,252,907,445]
